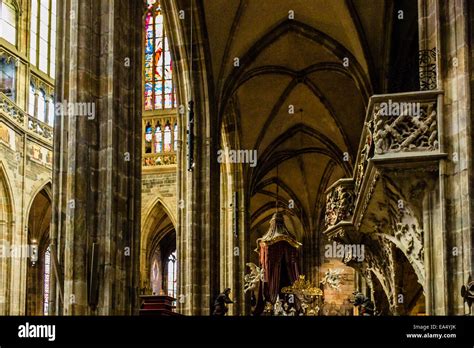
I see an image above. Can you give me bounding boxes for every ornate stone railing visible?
[324,179,355,230]
[28,114,53,140]
[0,92,53,144]
[324,90,443,235]
[142,113,178,168]
[0,92,26,125]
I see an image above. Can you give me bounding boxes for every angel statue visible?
[321,268,343,290]
[244,262,264,311]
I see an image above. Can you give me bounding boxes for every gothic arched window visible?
[144,122,153,153]
[43,246,51,315]
[163,122,171,152]
[0,0,18,46]
[154,123,162,153]
[0,56,17,100]
[30,0,57,77]
[167,250,177,298]
[37,89,46,122]
[28,84,36,115]
[144,0,175,111]
[47,95,54,125]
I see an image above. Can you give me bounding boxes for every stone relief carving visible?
[373,101,438,155]
[324,183,354,228]
[355,120,374,195]
[357,170,380,229]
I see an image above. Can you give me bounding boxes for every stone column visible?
[163,0,221,315]
[419,0,474,314]
[51,0,142,315]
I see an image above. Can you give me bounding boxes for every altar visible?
[138,295,181,316]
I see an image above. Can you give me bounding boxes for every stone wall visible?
[0,120,52,315]
[141,170,178,224]
[319,258,355,316]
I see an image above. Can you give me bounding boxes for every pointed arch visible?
[25,182,52,315]
[0,161,15,315]
[140,198,177,295]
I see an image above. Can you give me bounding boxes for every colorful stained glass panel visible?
[143,1,176,110]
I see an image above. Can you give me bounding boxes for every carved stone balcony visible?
[142,113,178,169]
[353,90,444,196]
[323,90,446,238]
[0,92,53,147]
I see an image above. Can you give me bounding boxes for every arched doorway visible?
[25,187,51,316]
[141,200,177,298]
[149,231,177,297]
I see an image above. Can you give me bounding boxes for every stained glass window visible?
[30,0,57,78]
[48,96,54,126]
[154,123,162,153]
[0,0,17,45]
[28,84,36,115]
[145,122,153,153]
[0,57,16,100]
[167,251,177,299]
[164,122,171,152]
[37,90,46,122]
[144,0,175,110]
[43,246,51,315]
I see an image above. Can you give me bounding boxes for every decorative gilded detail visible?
[281,275,323,315]
[281,275,323,297]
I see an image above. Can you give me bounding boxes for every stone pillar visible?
[419,0,474,314]
[51,0,142,315]
[162,0,221,315]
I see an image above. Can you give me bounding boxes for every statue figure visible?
[321,268,343,290]
[351,292,375,316]
[243,262,264,311]
[212,288,233,316]
[273,298,285,316]
[461,278,474,315]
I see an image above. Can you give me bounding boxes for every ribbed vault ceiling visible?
[201,0,389,241]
